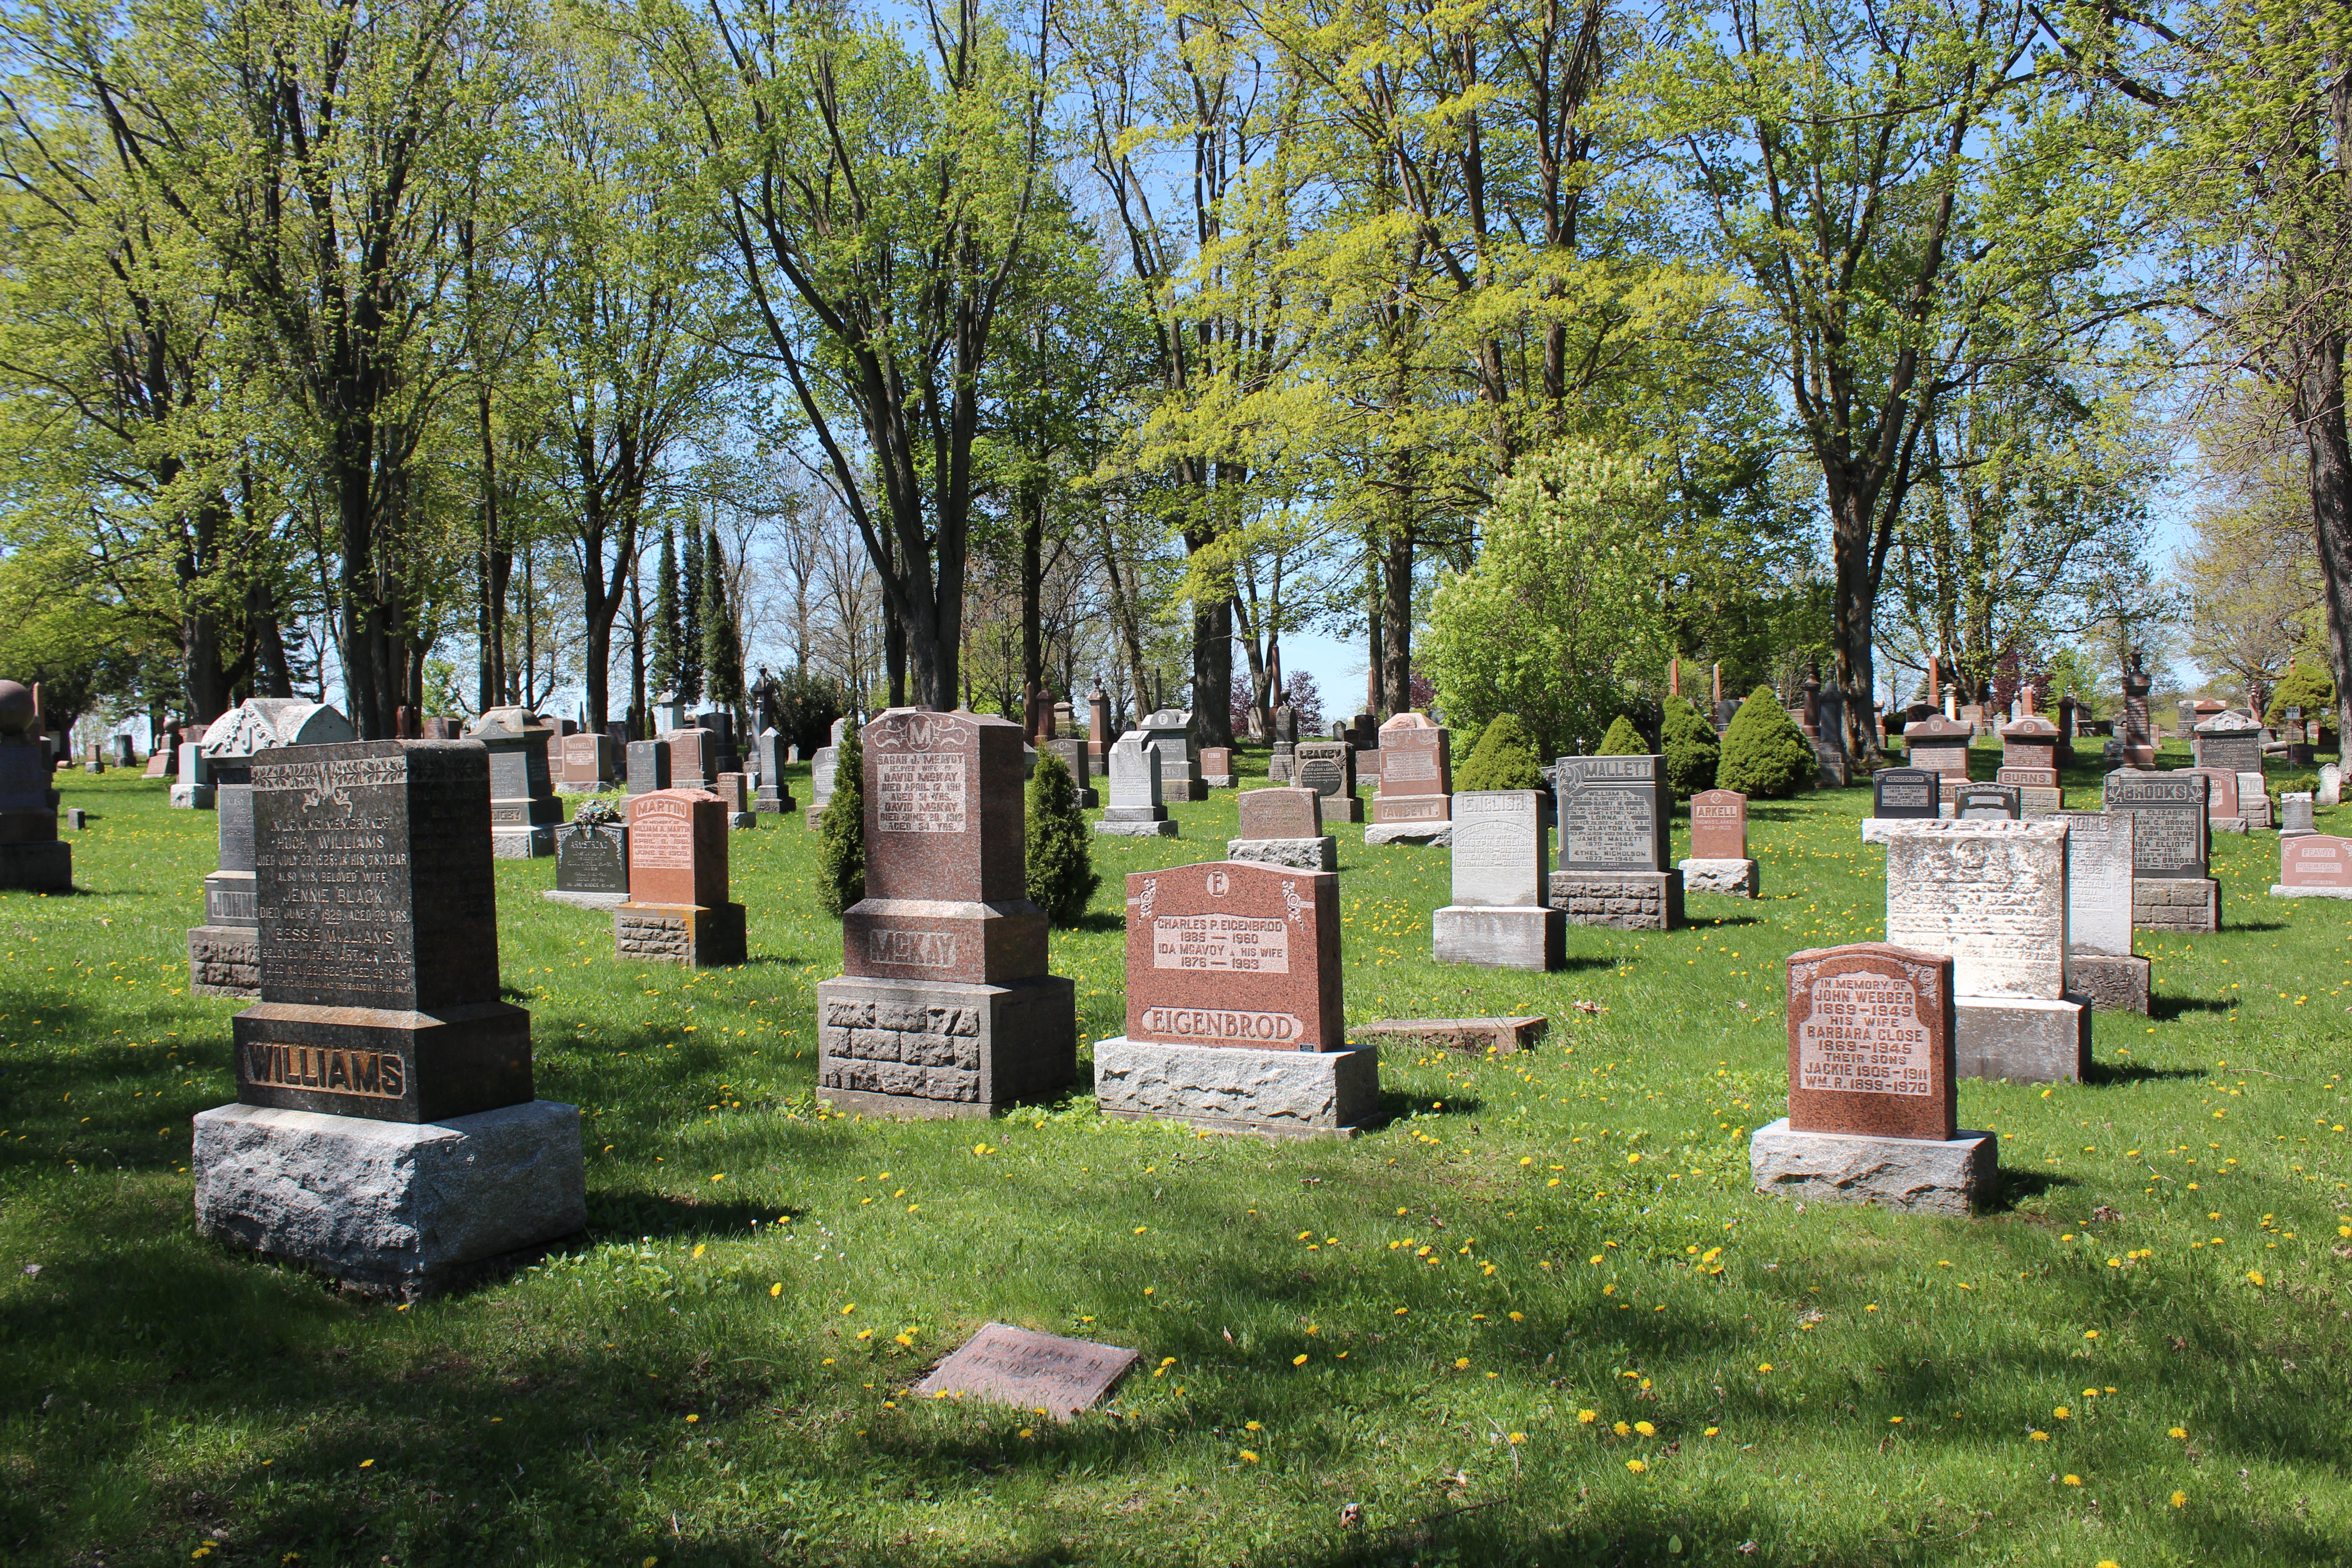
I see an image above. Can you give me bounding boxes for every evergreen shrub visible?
[1661,694,1720,798]
[817,721,865,917]
[1024,750,1098,926]
[1595,715,1646,755]
[1717,684,1814,799]
[1454,712,1546,790]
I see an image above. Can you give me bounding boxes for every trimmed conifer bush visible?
[817,721,865,917]
[1595,715,1646,755]
[1455,712,1545,790]
[1717,684,1814,799]
[1024,749,1098,926]
[2266,662,2335,726]
[1661,693,1720,797]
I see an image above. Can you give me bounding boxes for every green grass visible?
[2,742,2349,1567]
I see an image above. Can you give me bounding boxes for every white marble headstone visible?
[1448,790,1548,907]
[1879,819,2068,999]
[2054,810,2133,958]
[1107,734,1163,810]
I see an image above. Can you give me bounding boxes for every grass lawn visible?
[2,740,2349,1567]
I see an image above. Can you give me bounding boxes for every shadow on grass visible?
[585,1190,807,1239]
[2228,920,2289,933]
[2084,1059,2205,1086]
[1986,1168,2079,1210]
[1067,910,1128,936]
[1377,1090,1478,1121]
[2152,995,2236,1019]
[1684,914,1762,929]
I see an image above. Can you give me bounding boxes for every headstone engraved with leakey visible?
[1226,785,1334,872]
[1433,790,1563,969]
[1749,942,1994,1215]
[613,790,745,966]
[192,738,586,1299]
[817,709,1077,1117]
[1681,787,1759,897]
[1552,754,1681,930]
[188,699,357,996]
[547,800,630,910]
[1094,858,1375,1136]
[2053,810,2146,1012]
[1290,740,1362,823]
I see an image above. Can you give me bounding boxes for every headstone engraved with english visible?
[1226,785,1335,872]
[192,738,586,1298]
[1433,789,1563,969]
[1680,787,1759,897]
[613,789,745,966]
[547,800,631,910]
[816,709,1078,1117]
[1365,712,1452,843]
[1551,754,1681,930]
[2053,810,2147,1013]
[188,699,356,997]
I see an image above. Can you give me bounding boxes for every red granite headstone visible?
[1688,789,1749,859]
[1238,787,1322,839]
[1784,942,1956,1142]
[1200,746,1233,779]
[560,732,608,787]
[1123,860,1343,1051]
[1370,712,1450,823]
[714,771,748,812]
[666,727,714,785]
[1904,714,1974,779]
[2280,834,2352,889]
[911,1323,1138,1421]
[2183,765,2239,820]
[627,789,728,907]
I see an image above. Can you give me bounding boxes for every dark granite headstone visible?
[2194,710,2263,775]
[1872,767,1940,819]
[2103,770,2209,878]
[1954,784,2021,820]
[555,802,629,897]
[626,739,672,795]
[1557,754,1670,872]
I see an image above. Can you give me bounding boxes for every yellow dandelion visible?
[1758,1363,1774,1373]
[1294,1354,1310,1367]
[1245,1421,1261,1431]
[2168,1426,2188,1439]
[1625,1458,1647,1474]
[1239,1450,1259,1463]
[2053,1406,2070,1420]
[769,1283,782,1297]
[1704,1426,1720,1436]
[2062,1474,2082,1487]
[1578,1410,1597,1424]
[1613,1421,1631,1436]
[1634,1421,1656,1436]
[2172,1490,2188,1507]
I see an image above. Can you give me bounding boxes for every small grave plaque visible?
[1238,787,1322,840]
[911,1324,1138,1421]
[1688,789,1748,859]
[1123,860,1342,1050]
[1785,942,1955,1141]
[1954,784,2020,820]
[1872,767,1940,819]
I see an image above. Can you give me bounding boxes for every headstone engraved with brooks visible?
[556,730,617,794]
[547,800,630,910]
[754,728,798,813]
[1433,789,1563,969]
[1098,733,1178,837]
[1552,754,1682,930]
[1748,943,1994,1215]
[1094,858,1375,1136]
[1680,787,1759,897]
[817,709,1077,1117]
[192,739,586,1299]
[188,699,357,997]
[2054,810,2147,1013]
[0,681,68,890]
[912,1323,1139,1422]
[1227,785,1335,872]
[1877,818,2088,1083]
[2273,834,2352,899]
[1291,740,1363,823]
[464,707,561,857]
[1365,712,1452,843]
[2101,769,2218,933]
[1142,708,1206,802]
[613,790,745,966]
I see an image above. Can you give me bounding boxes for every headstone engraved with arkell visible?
[1749,943,1995,1215]
[187,699,356,996]
[1551,754,1682,930]
[191,739,586,1300]
[816,709,1077,1117]
[1680,787,1759,897]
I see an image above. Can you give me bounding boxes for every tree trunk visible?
[1382,523,1414,716]
[2300,329,2352,766]
[1830,483,1880,761]
[1191,596,1234,746]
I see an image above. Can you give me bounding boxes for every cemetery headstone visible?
[818,708,1077,1117]
[1087,687,1112,763]
[110,734,134,768]
[1902,713,1974,807]
[911,1324,1138,1422]
[1094,858,1373,1136]
[2273,834,2352,899]
[0,681,68,891]
[805,716,847,831]
[1291,740,1362,823]
[2053,810,2146,1013]
[626,739,672,803]
[1098,733,1178,837]
[464,707,561,857]
[1871,766,1940,820]
[2194,709,2264,774]
[1954,783,2021,820]
[1681,787,1759,897]
[188,699,356,997]
[2280,792,2315,837]
[1044,737,1098,808]
[1200,746,1235,789]
[1365,712,1452,843]
[614,789,745,966]
[2181,764,2242,830]
[1552,754,1681,930]
[546,799,630,910]
[2321,761,2342,807]
[1226,785,1333,872]
[1748,942,1994,1215]
[1996,713,2063,813]
[665,725,717,791]
[193,738,585,1299]
[1434,789,1562,968]
[83,742,103,774]
[172,720,216,809]
[1141,708,1205,802]
[714,770,756,829]
[2236,769,2274,831]
[556,731,617,794]
[753,728,798,814]
[2101,768,2218,932]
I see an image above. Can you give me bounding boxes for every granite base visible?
[1364,822,1452,846]
[753,793,798,814]
[728,811,756,830]
[1431,906,1563,970]
[2068,953,2151,1014]
[1549,869,1682,930]
[1677,857,1759,897]
[1203,774,1235,789]
[555,781,617,794]
[1092,1037,1377,1137]
[231,1000,535,1122]
[186,924,259,997]
[1225,836,1338,872]
[613,901,747,967]
[2134,877,2220,933]
[1955,995,2091,1083]
[0,840,72,891]
[2270,883,2352,900]
[169,784,216,809]
[1096,818,1180,838]
[490,825,555,859]
[1748,1118,1995,1216]
[191,1099,586,1302]
[816,974,1077,1116]
[543,888,629,911]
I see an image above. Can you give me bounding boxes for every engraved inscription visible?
[1139,1006,1302,1043]
[877,754,968,834]
[1796,970,1931,1095]
[1383,748,1440,784]
[1153,914,1291,972]
[632,808,695,867]
[867,929,960,967]
[1567,788,1654,865]
[1884,831,2065,997]
[240,1042,405,1099]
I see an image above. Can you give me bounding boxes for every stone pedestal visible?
[1549,869,1682,930]
[2068,953,2151,1013]
[1098,812,1179,837]
[1093,1037,1377,1137]
[614,901,747,967]
[2134,877,2220,932]
[1225,836,1338,872]
[233,1000,535,1121]
[187,926,258,996]
[1678,857,1759,897]
[0,839,70,890]
[816,975,1077,1117]
[1955,996,2090,1082]
[1748,1118,1995,1216]
[2272,882,2352,900]
[1365,821,1452,846]
[1432,905,1563,970]
[191,1099,586,1301]
[170,783,216,809]
[544,888,628,911]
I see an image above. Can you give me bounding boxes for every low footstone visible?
[1364,821,1452,845]
[1431,905,1563,969]
[1678,858,1759,897]
[1955,996,2091,1082]
[1352,1017,1547,1054]
[1226,837,1338,872]
[911,1325,1138,1421]
[1093,1037,1377,1137]
[2068,954,2151,1013]
[1098,818,1182,838]
[1748,1119,1995,1217]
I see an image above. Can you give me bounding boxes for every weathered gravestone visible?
[714,771,756,830]
[2280,792,2316,837]
[193,739,585,1299]
[817,709,1078,1117]
[1098,733,1178,837]
[546,800,630,910]
[2320,762,2342,808]
[1044,737,1098,809]
[2181,765,2242,831]
[1997,714,2063,813]
[1874,819,2088,1083]
[2194,709,2264,774]
[464,707,560,858]
[1351,1016,1548,1055]
[188,699,357,997]
[754,728,798,814]
[172,720,216,809]
[2054,810,2147,1013]
[911,1324,1138,1422]
[0,681,68,891]
[805,717,847,830]
[2273,834,2352,899]
[110,734,134,768]
[2237,769,2274,831]
[556,731,617,794]
[1954,783,2021,820]
[1434,790,1562,969]
[1200,746,1235,789]
[1141,709,1205,803]
[2120,656,2156,765]
[1748,943,1994,1215]
[2102,769,2218,932]
[1087,687,1113,764]
[1226,785,1334,872]
[1872,766,1940,821]
[1681,788,1758,897]
[1903,713,1975,806]
[614,790,745,966]
[1290,740,1362,824]
[1365,712,1452,844]
[1094,858,1373,1136]
[1552,755,1681,930]
[626,738,672,802]
[665,726,717,792]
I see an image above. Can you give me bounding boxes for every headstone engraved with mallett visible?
[1095,858,1376,1135]
[1552,754,1681,930]
[912,1324,1139,1422]
[187,699,356,997]
[1226,785,1335,872]
[1434,789,1563,969]
[464,707,561,857]
[547,800,630,910]
[192,738,586,1299]
[2054,810,2147,1013]
[1365,712,1452,844]
[1749,943,1994,1215]
[0,681,68,890]
[817,708,1078,1117]
[1680,787,1759,897]
[2101,769,2219,933]
[613,789,746,966]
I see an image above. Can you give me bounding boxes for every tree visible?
[1661,694,1720,797]
[1596,715,1647,755]
[817,720,865,917]
[702,519,745,720]
[1024,750,1097,925]
[1718,684,1813,799]
[678,514,705,706]
[652,523,682,698]
[2267,663,2335,727]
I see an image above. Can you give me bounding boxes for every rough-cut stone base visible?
[187,924,258,997]
[753,792,798,814]
[728,811,757,830]
[1353,1017,1547,1054]
[1749,1118,1995,1216]
[2069,953,2151,1013]
[543,889,629,911]
[1203,774,1235,790]
[1431,906,1563,970]
[1225,836,1338,872]
[1955,995,2090,1083]
[1364,821,1452,846]
[556,781,617,794]
[2212,816,2248,835]
[192,1099,586,1301]
[0,840,71,891]
[816,974,1076,1116]
[490,825,555,859]
[1549,869,1682,930]
[2135,877,2220,932]
[2271,883,2352,900]
[1096,818,1180,837]
[1093,1037,1377,1137]
[613,902,747,967]
[1678,858,1759,897]
[169,784,216,809]
[2016,786,2063,816]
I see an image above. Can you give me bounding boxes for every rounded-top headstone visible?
[0,681,33,736]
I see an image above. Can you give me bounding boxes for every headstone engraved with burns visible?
[1094,858,1375,1136]
[2054,810,2147,1012]
[1226,785,1335,872]
[2101,769,2218,933]
[1365,712,1452,844]
[1749,943,1994,1215]
[1552,754,1682,930]
[1098,733,1178,837]
[0,681,68,890]
[2273,834,2352,899]
[912,1324,1138,1421]
[1433,790,1563,969]
[191,739,586,1299]
[817,709,1078,1117]
[1680,787,1759,897]
[547,800,630,910]
[1290,740,1362,823]
[464,707,561,857]
[613,790,745,966]
[187,699,356,997]
[1996,713,2063,814]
